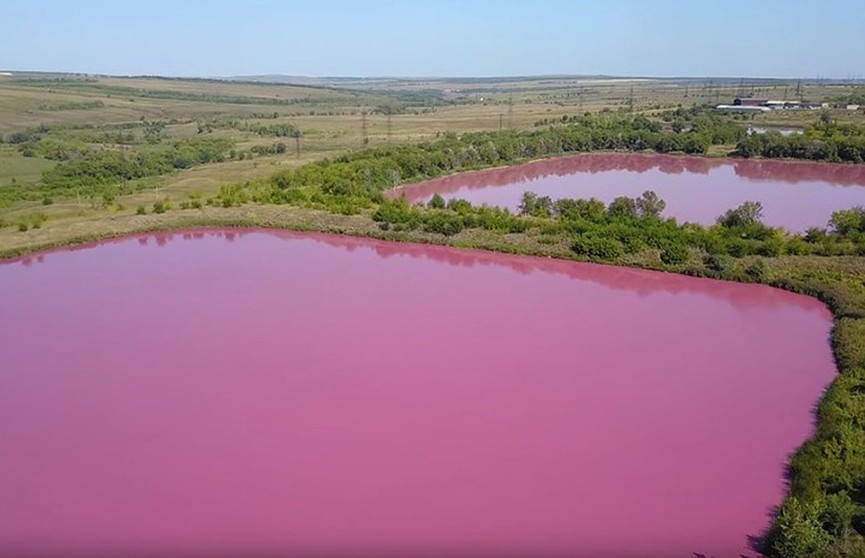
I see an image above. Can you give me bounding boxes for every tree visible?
[428,193,446,209]
[829,207,865,235]
[518,191,552,217]
[767,497,830,558]
[717,201,764,228]
[607,196,637,219]
[519,192,538,216]
[635,190,666,218]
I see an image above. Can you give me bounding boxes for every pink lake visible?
[391,153,865,232]
[0,230,836,557]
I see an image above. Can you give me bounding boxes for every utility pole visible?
[361,111,368,146]
[294,132,301,157]
[498,114,503,131]
[386,113,392,143]
[796,79,803,99]
[628,87,634,113]
[507,95,514,130]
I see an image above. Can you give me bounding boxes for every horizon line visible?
[2,68,865,84]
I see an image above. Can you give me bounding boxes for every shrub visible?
[831,319,865,370]
[423,212,464,236]
[745,258,766,281]
[704,253,734,276]
[660,242,689,265]
[152,199,171,214]
[571,235,624,261]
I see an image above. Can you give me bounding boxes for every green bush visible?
[832,319,865,370]
[660,242,689,265]
[745,258,767,281]
[704,253,734,276]
[152,199,171,214]
[571,235,624,261]
[422,212,464,236]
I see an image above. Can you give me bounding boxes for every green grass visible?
[0,148,55,184]
[0,148,56,208]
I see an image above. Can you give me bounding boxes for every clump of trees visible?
[736,114,865,163]
[41,138,234,192]
[248,123,299,138]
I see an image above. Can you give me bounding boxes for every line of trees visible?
[365,192,865,262]
[737,113,865,163]
[247,115,721,210]
[41,137,234,192]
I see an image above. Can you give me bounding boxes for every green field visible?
[1,72,863,245]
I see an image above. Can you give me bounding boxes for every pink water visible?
[392,153,865,231]
[0,230,836,557]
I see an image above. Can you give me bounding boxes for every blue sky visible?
[2,0,863,78]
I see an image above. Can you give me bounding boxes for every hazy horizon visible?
[7,70,858,82]
[2,0,863,80]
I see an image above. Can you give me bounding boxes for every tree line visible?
[41,137,234,192]
[737,113,865,163]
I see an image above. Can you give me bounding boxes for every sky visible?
[1,0,863,79]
